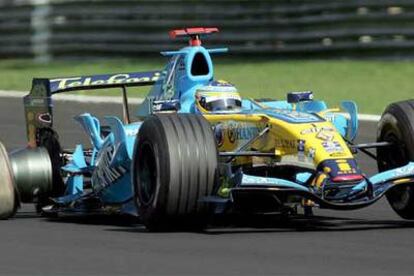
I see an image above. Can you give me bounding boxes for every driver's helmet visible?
[195,80,242,113]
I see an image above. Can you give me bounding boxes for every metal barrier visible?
[2,0,414,60]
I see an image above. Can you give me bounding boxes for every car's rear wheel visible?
[36,128,65,211]
[377,100,414,219]
[0,141,18,219]
[132,114,218,231]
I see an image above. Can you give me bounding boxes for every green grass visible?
[1,58,414,114]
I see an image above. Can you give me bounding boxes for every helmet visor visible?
[204,98,242,111]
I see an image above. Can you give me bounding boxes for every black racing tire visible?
[36,128,65,210]
[377,99,414,219]
[132,114,218,231]
[0,142,18,219]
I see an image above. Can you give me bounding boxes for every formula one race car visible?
[1,27,414,231]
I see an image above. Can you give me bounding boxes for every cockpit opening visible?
[191,52,209,76]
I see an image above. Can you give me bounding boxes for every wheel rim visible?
[137,142,157,206]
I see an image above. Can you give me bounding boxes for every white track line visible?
[0,90,144,104]
[0,90,380,122]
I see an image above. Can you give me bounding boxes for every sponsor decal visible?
[275,139,298,149]
[226,123,264,144]
[335,159,357,174]
[300,125,335,141]
[300,126,335,135]
[50,72,161,91]
[322,141,344,153]
[316,129,334,141]
[320,159,360,179]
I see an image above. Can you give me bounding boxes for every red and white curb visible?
[0,90,380,122]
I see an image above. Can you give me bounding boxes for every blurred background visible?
[1,0,414,114]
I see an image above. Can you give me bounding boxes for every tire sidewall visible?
[0,142,17,219]
[377,100,414,218]
[132,116,170,226]
[377,113,409,171]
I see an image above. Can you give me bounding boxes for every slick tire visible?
[132,114,218,231]
[36,128,65,211]
[377,99,414,219]
[0,142,17,219]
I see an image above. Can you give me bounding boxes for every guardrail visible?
[2,0,414,60]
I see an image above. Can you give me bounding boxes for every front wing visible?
[205,162,414,211]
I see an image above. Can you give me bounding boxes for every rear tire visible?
[132,114,218,231]
[36,128,65,211]
[0,142,17,219]
[377,100,414,219]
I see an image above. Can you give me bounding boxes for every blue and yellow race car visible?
[1,27,414,231]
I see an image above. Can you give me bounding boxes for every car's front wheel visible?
[132,114,218,231]
[377,100,414,219]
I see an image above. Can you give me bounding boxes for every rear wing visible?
[24,71,161,147]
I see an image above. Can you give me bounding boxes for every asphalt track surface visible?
[0,97,414,276]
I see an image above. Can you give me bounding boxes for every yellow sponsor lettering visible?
[67,81,83,88]
[91,80,106,85]
[83,77,92,86]
[52,77,81,90]
[51,73,160,91]
[126,77,150,83]
[108,74,130,84]
[152,72,161,81]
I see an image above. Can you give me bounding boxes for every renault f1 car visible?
[1,27,414,231]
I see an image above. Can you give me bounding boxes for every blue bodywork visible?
[42,37,414,216]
